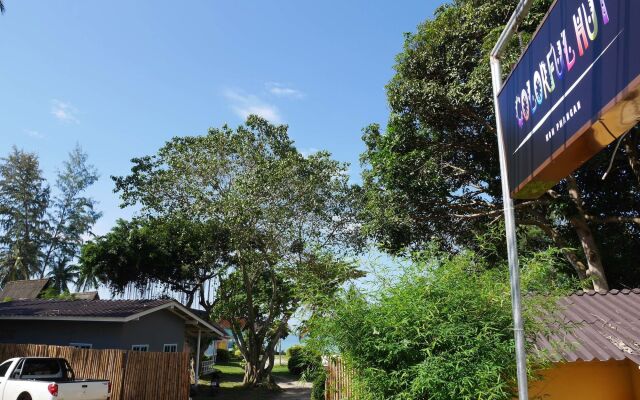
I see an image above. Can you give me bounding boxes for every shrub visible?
[307,249,575,400]
[286,344,304,358]
[287,345,321,376]
[216,348,230,363]
[311,368,326,400]
[233,348,243,359]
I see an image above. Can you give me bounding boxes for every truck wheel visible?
[17,393,32,400]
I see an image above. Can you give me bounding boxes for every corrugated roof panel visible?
[537,290,640,365]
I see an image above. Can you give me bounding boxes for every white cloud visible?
[224,89,282,123]
[51,99,80,123]
[23,129,44,139]
[266,82,304,99]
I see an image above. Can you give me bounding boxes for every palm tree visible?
[0,1,5,14]
[75,260,102,292]
[47,260,79,294]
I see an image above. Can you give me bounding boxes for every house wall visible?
[0,309,187,352]
[529,360,639,400]
[120,310,186,352]
[630,360,640,399]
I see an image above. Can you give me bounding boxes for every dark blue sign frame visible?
[498,0,640,198]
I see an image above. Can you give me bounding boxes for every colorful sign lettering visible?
[497,0,640,199]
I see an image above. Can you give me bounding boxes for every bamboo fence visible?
[0,343,189,400]
[325,357,358,400]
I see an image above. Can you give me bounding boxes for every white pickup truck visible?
[0,357,110,400]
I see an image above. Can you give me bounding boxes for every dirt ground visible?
[194,375,312,400]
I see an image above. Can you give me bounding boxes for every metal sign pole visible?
[490,56,529,400]
[489,1,535,398]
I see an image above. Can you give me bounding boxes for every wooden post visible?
[195,329,201,384]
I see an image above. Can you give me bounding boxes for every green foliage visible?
[216,348,231,363]
[233,347,243,359]
[360,0,552,254]
[79,216,230,304]
[39,287,75,300]
[47,263,79,293]
[359,0,640,289]
[286,345,322,379]
[0,147,50,284]
[286,344,304,358]
[45,145,101,287]
[308,249,575,400]
[102,116,363,386]
[0,146,100,290]
[311,368,326,400]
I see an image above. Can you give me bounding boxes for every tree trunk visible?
[566,176,609,291]
[568,215,609,290]
[234,321,285,389]
[242,352,278,388]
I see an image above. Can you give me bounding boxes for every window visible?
[0,360,12,378]
[163,344,178,353]
[131,344,149,352]
[21,359,62,379]
[70,343,92,349]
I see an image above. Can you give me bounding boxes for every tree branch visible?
[452,200,539,220]
[584,215,640,226]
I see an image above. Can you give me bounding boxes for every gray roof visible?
[536,289,640,364]
[0,298,170,318]
[71,291,100,300]
[0,299,226,338]
[0,279,51,300]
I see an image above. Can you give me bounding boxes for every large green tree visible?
[40,145,101,281]
[361,0,640,290]
[80,217,231,308]
[0,146,100,290]
[105,116,362,387]
[0,148,50,284]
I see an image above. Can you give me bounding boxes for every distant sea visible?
[205,333,302,357]
[279,334,302,351]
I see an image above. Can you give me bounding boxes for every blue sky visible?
[1,0,444,236]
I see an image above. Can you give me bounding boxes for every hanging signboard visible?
[498,0,640,199]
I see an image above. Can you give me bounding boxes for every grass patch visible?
[211,360,245,388]
[193,358,300,400]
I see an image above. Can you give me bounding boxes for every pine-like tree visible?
[40,145,101,280]
[0,147,50,285]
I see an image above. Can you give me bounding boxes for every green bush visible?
[216,348,230,363]
[233,347,242,359]
[311,368,326,400]
[307,249,575,400]
[286,344,304,358]
[287,345,321,376]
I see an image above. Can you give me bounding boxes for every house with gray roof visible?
[0,298,226,354]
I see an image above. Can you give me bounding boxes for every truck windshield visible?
[21,359,63,380]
